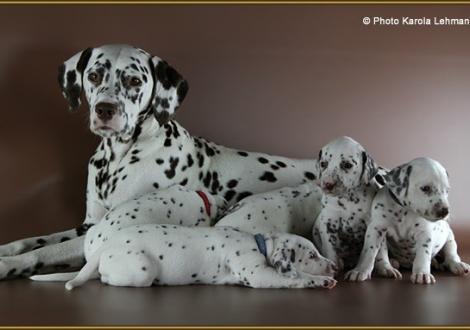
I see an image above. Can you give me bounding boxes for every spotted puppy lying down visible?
[65,225,337,290]
[216,182,323,238]
[31,185,227,281]
[311,136,396,277]
[345,157,469,284]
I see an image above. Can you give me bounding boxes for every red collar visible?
[196,191,212,217]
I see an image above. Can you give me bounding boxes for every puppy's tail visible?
[30,272,79,282]
[65,248,103,291]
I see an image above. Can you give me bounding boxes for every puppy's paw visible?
[344,268,371,282]
[334,257,344,272]
[307,276,337,289]
[390,258,400,270]
[325,255,343,272]
[321,277,337,289]
[410,272,436,284]
[376,265,402,280]
[446,261,470,276]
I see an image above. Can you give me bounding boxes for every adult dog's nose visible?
[95,102,117,122]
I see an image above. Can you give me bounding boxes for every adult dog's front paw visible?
[0,258,14,280]
[410,272,436,284]
[0,244,18,257]
[446,261,470,276]
[344,268,371,282]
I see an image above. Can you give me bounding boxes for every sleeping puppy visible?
[64,225,337,290]
[312,136,394,276]
[30,185,227,282]
[345,157,469,284]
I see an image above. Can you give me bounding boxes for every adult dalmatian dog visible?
[345,157,470,284]
[0,44,320,279]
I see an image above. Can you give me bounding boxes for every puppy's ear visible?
[149,56,189,126]
[360,151,379,184]
[384,164,413,206]
[271,249,298,279]
[316,149,323,179]
[58,47,93,111]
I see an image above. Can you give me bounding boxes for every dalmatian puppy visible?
[0,44,321,279]
[215,183,344,278]
[64,225,337,290]
[34,185,334,284]
[215,183,323,238]
[82,185,228,260]
[30,184,226,282]
[345,157,470,284]
[311,136,394,274]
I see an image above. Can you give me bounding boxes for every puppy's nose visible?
[436,206,449,218]
[323,182,336,192]
[95,102,117,122]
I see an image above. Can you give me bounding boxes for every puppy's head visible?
[58,44,188,140]
[317,136,378,196]
[385,157,450,221]
[269,234,337,278]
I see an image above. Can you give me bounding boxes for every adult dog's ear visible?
[58,47,93,111]
[384,164,413,206]
[360,151,379,184]
[149,56,189,126]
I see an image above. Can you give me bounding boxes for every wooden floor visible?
[1,260,470,326]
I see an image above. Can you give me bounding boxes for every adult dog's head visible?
[58,44,188,140]
[384,157,450,221]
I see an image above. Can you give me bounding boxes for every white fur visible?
[345,158,470,284]
[65,225,336,290]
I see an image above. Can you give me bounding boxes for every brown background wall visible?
[0,4,470,243]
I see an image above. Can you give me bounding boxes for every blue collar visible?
[254,234,267,258]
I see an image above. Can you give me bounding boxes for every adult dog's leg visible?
[0,236,85,279]
[0,227,86,257]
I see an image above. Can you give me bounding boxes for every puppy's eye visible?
[341,161,353,170]
[130,77,142,87]
[421,185,432,193]
[88,72,100,84]
[320,161,328,169]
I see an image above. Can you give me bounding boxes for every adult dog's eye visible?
[88,72,100,84]
[421,185,432,193]
[341,161,353,170]
[320,161,328,169]
[130,77,142,87]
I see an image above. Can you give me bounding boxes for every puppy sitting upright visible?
[345,157,469,284]
[312,136,394,275]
